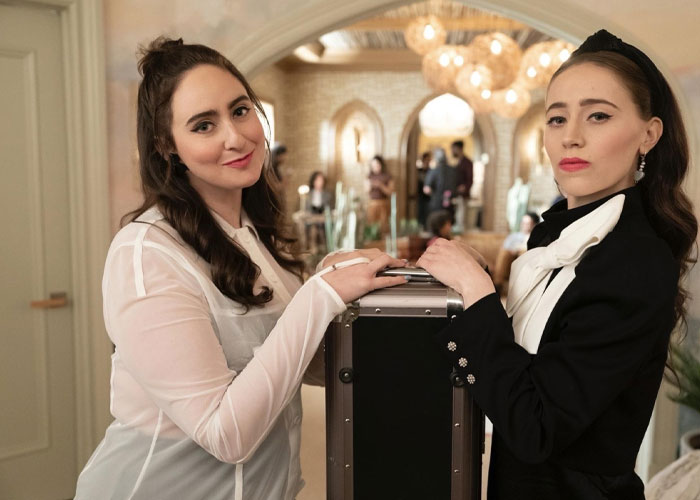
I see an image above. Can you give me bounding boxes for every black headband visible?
[573,29,670,119]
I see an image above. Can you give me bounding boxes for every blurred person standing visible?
[424,147,457,220]
[270,142,287,183]
[365,155,394,235]
[416,151,432,229]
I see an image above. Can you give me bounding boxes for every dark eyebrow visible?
[580,98,619,109]
[185,95,250,126]
[546,98,619,114]
[545,101,566,114]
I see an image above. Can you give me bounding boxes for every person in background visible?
[305,171,332,252]
[424,147,457,220]
[426,209,453,248]
[307,171,332,215]
[418,29,697,499]
[73,37,406,500]
[503,212,540,254]
[416,151,432,229]
[365,154,394,235]
[451,140,475,231]
[451,140,474,199]
[269,142,287,182]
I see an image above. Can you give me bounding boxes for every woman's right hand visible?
[320,252,407,304]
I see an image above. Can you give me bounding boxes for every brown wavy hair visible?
[125,37,303,310]
[551,51,697,334]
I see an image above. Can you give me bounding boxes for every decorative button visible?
[447,341,457,352]
[467,374,476,384]
[458,357,468,368]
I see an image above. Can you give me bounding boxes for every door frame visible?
[21,0,112,469]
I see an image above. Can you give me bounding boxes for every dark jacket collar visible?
[529,186,643,248]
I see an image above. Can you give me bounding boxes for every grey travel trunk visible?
[324,270,484,500]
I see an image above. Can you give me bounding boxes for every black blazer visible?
[437,186,678,500]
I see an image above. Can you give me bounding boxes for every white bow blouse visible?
[506,194,625,353]
[75,207,346,500]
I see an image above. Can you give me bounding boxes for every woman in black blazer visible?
[418,30,697,500]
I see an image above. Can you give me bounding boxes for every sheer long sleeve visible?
[104,242,346,464]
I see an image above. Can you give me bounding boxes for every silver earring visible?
[634,152,646,183]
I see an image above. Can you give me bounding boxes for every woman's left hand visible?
[416,238,495,308]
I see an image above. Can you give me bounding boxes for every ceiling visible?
[279,0,553,71]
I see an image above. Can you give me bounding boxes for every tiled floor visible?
[298,385,492,500]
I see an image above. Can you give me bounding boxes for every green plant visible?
[667,343,700,415]
[399,218,421,237]
[363,223,381,242]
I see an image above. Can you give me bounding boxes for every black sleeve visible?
[435,244,677,464]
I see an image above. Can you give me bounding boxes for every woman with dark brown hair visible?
[74,37,405,500]
[419,30,697,499]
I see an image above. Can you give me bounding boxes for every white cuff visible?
[316,250,354,273]
[314,256,370,278]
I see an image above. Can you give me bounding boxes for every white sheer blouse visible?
[75,207,346,500]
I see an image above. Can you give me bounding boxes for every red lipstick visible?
[559,157,590,172]
[223,151,253,168]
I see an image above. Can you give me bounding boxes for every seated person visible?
[502,212,540,253]
[426,210,453,248]
[307,171,332,214]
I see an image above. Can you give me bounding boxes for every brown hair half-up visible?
[126,37,303,311]
[551,51,698,335]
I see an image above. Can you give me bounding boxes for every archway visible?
[233,0,694,480]
[327,99,385,195]
[398,93,497,229]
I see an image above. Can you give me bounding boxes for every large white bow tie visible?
[505,194,625,353]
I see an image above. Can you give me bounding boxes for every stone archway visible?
[397,94,498,229]
[327,99,385,195]
[231,0,695,480]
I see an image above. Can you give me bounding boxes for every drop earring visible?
[169,153,189,175]
[634,152,646,183]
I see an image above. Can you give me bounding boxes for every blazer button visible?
[467,374,476,384]
[458,357,468,368]
[447,341,457,352]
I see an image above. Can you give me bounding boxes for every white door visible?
[0,3,77,499]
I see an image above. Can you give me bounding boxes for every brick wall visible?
[252,65,536,232]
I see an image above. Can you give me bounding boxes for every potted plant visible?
[667,343,700,454]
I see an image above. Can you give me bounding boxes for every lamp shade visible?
[492,84,531,119]
[467,32,522,90]
[455,63,494,114]
[404,15,447,56]
[518,40,575,89]
[422,45,470,93]
[418,93,474,137]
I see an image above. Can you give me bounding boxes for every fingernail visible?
[404,275,411,281]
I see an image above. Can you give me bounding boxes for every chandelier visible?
[518,40,575,89]
[491,84,531,119]
[418,93,475,137]
[422,45,469,93]
[404,17,572,120]
[404,15,447,55]
[467,32,522,91]
[454,63,494,113]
